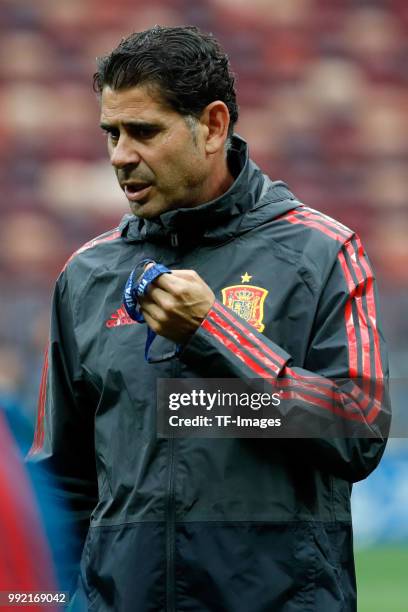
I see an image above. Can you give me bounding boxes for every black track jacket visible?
[30,136,390,611]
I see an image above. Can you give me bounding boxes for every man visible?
[30,26,389,611]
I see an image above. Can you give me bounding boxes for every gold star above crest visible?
[241,272,252,283]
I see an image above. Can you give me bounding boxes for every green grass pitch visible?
[355,546,408,611]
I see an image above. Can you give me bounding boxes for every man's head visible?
[94,26,239,219]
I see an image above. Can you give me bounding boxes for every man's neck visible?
[197,156,235,206]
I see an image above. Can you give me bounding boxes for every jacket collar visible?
[119,135,266,246]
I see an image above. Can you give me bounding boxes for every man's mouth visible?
[123,183,152,202]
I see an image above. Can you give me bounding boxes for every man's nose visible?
[110,137,141,169]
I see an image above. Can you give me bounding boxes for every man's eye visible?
[103,129,119,142]
[138,129,151,138]
[132,127,158,140]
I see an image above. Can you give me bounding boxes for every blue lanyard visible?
[123,259,182,363]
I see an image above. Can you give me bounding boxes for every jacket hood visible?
[119,135,300,247]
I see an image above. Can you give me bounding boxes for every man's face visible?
[100,84,211,219]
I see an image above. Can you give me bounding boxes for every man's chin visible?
[129,194,188,220]
[129,199,164,220]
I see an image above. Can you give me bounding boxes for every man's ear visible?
[200,101,230,154]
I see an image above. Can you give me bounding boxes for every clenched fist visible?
[138,268,215,344]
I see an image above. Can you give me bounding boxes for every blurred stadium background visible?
[0,0,407,608]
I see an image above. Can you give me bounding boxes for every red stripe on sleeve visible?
[300,209,351,238]
[367,383,384,423]
[347,381,383,423]
[339,237,384,389]
[278,389,367,423]
[284,211,344,241]
[203,314,368,422]
[201,319,275,377]
[211,302,369,416]
[213,302,286,367]
[354,236,384,380]
[29,346,48,456]
[337,250,359,379]
[344,241,372,381]
[207,310,282,375]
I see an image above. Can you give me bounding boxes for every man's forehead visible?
[100,84,172,123]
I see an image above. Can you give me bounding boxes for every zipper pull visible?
[170,233,178,247]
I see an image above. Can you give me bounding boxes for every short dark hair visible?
[93,25,238,140]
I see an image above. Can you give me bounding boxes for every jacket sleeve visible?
[180,235,390,482]
[28,271,98,590]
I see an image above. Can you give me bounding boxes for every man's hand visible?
[139,268,215,344]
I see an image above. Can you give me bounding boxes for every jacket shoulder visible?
[250,179,355,254]
[275,205,355,249]
[62,226,122,273]
[260,204,358,293]
[269,204,356,274]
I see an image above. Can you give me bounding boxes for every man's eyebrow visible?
[100,122,116,130]
[99,120,161,130]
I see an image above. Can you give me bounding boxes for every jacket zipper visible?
[166,358,179,612]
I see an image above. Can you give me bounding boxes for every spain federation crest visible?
[221,280,268,332]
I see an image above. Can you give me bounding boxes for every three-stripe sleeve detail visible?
[201,302,377,423]
[337,236,384,422]
[282,207,383,383]
[283,207,351,242]
[208,302,285,374]
[29,345,48,456]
